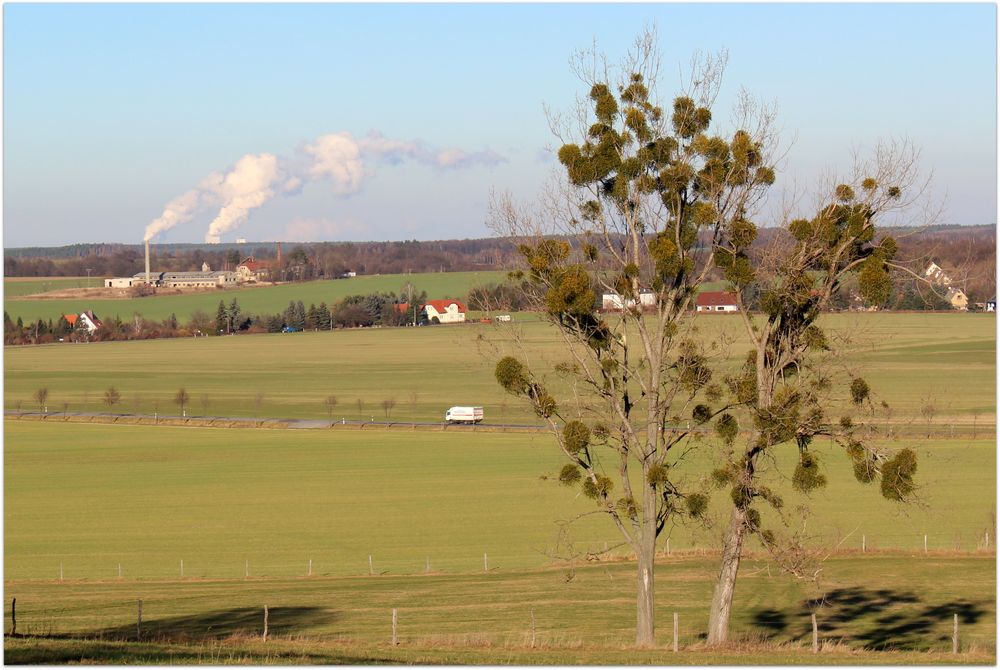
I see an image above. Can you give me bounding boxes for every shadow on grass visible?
[751,586,987,650]
[101,605,339,641]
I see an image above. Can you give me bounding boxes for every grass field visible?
[4,312,994,425]
[5,421,995,581]
[3,555,995,662]
[3,271,508,324]
[4,306,995,662]
[3,276,97,297]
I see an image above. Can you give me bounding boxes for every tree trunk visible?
[706,506,747,644]
[635,543,656,647]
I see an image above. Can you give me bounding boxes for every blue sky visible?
[3,3,996,247]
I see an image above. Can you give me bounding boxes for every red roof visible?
[63,314,78,326]
[696,291,738,307]
[424,299,466,313]
[238,256,270,271]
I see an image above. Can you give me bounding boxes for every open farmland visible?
[3,556,994,663]
[3,276,97,297]
[4,310,996,662]
[4,311,994,427]
[5,421,996,580]
[3,270,508,324]
[3,419,996,661]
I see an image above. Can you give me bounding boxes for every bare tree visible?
[325,395,338,420]
[104,386,121,411]
[356,398,365,419]
[174,387,190,417]
[490,30,777,647]
[200,394,210,417]
[381,398,396,420]
[33,387,49,413]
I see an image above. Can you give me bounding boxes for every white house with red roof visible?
[695,291,739,313]
[423,299,467,324]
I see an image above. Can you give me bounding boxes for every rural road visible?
[4,409,554,433]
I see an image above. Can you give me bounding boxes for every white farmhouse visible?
[423,299,467,324]
[695,291,739,313]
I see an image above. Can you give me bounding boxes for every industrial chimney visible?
[145,239,151,285]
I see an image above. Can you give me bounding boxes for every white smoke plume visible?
[360,131,507,169]
[204,154,282,244]
[143,131,505,243]
[144,182,217,242]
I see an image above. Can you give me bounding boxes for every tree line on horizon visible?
[3,226,996,302]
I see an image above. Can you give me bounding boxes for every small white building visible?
[602,290,657,311]
[695,291,739,313]
[424,299,467,324]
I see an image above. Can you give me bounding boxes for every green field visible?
[4,308,996,662]
[3,276,98,297]
[4,312,994,425]
[4,418,995,661]
[5,421,995,580]
[4,555,995,662]
[3,271,508,324]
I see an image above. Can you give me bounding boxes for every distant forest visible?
[5,225,996,302]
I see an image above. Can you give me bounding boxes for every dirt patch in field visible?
[16,286,240,300]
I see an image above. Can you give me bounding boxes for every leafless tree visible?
[381,398,396,420]
[104,386,121,410]
[175,387,190,417]
[33,387,49,413]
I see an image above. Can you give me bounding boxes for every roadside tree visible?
[33,387,49,413]
[103,386,121,410]
[175,387,190,417]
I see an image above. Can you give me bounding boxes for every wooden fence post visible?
[391,608,398,646]
[484,552,488,572]
[59,562,63,582]
[137,600,143,640]
[180,559,184,578]
[9,597,16,637]
[953,613,959,654]
[369,555,374,575]
[811,613,818,654]
[263,605,269,642]
[924,534,928,554]
[530,608,536,648]
[425,557,430,574]
[308,559,312,577]
[245,560,249,578]
[862,535,866,553]
[673,612,679,652]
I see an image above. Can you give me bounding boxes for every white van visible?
[445,406,484,424]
